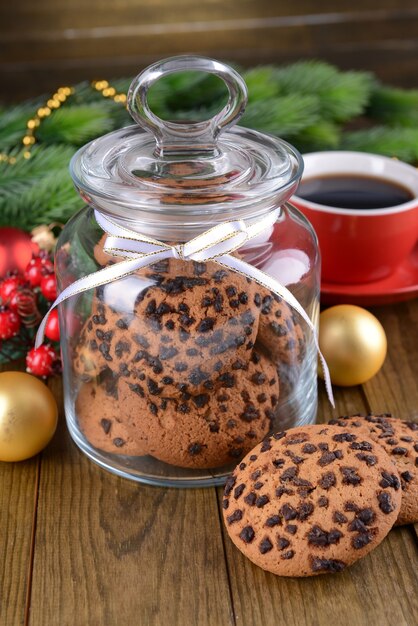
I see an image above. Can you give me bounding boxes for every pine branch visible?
[0,144,74,201]
[274,61,375,122]
[36,103,119,145]
[240,94,320,136]
[290,121,342,153]
[341,126,418,163]
[0,168,82,229]
[368,85,418,127]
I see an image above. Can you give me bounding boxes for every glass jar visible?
[55,56,320,487]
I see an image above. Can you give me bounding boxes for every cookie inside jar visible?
[72,256,305,469]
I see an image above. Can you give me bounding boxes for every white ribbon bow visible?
[36,208,334,406]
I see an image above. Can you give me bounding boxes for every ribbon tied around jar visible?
[36,208,335,406]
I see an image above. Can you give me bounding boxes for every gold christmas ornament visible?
[318,304,387,387]
[0,372,58,462]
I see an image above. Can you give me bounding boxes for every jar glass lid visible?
[70,56,303,226]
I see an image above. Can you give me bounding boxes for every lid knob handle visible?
[127,56,248,156]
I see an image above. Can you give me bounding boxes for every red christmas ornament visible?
[26,344,56,377]
[44,309,60,342]
[0,306,21,340]
[24,254,54,287]
[0,227,39,276]
[40,273,57,301]
[0,274,26,307]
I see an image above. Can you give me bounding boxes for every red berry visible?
[0,274,25,305]
[44,309,60,342]
[0,306,21,339]
[40,273,57,301]
[24,255,54,287]
[26,344,56,377]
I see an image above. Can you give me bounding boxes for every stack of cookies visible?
[73,254,305,468]
[222,414,417,577]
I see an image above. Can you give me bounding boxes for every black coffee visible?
[298,174,414,209]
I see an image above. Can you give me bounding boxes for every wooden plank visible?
[362,300,418,420]
[0,362,40,626]
[3,13,418,63]
[28,377,234,626]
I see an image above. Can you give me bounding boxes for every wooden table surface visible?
[1,299,418,626]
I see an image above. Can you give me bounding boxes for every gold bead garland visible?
[91,79,127,105]
[0,80,127,166]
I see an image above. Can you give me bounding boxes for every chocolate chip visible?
[308,526,342,547]
[234,484,246,499]
[302,443,317,454]
[285,525,297,535]
[311,557,346,573]
[281,466,298,482]
[352,533,373,549]
[318,496,329,508]
[160,346,179,360]
[188,443,203,456]
[196,317,215,333]
[272,458,285,468]
[281,550,295,560]
[276,486,295,498]
[192,394,210,409]
[227,510,243,525]
[349,440,373,451]
[277,537,290,550]
[128,383,145,397]
[260,439,272,453]
[266,515,282,528]
[174,362,188,372]
[357,508,376,525]
[244,492,257,506]
[333,432,357,442]
[378,492,395,514]
[224,475,236,497]
[340,467,362,486]
[100,418,111,434]
[280,504,298,521]
[355,453,378,466]
[298,502,314,521]
[256,495,270,508]
[401,471,414,483]
[113,438,125,447]
[319,471,336,490]
[239,526,255,543]
[379,471,400,490]
[318,450,343,466]
[333,511,348,524]
[392,447,408,455]
[259,537,273,554]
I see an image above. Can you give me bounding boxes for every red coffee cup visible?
[291,151,418,284]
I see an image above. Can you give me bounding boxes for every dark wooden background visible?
[1,0,418,102]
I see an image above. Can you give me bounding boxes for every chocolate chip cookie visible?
[74,260,262,397]
[114,349,279,468]
[256,290,304,366]
[76,379,149,456]
[328,414,418,525]
[222,424,401,577]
